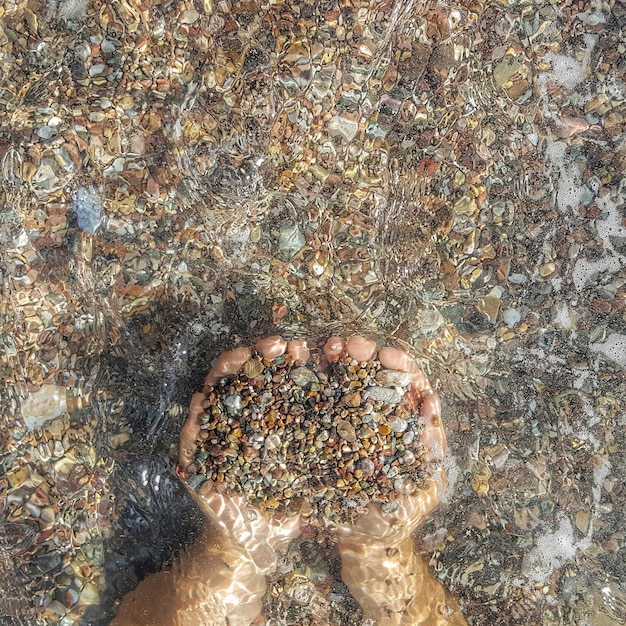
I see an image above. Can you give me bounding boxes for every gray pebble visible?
[364,386,402,405]
[290,366,319,388]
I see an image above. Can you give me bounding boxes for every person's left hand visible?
[177,337,308,571]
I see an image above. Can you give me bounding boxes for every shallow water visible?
[1,0,625,624]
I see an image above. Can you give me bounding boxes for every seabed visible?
[1,0,625,624]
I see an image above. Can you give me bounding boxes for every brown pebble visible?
[342,391,362,407]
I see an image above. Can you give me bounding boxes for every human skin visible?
[112,335,466,626]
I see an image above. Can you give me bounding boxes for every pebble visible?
[388,416,408,433]
[502,308,521,328]
[336,419,357,442]
[100,39,116,53]
[402,430,415,445]
[508,273,528,285]
[179,9,199,24]
[224,394,242,415]
[278,221,305,259]
[35,125,55,139]
[72,187,102,234]
[289,366,319,388]
[243,358,264,378]
[375,369,413,387]
[363,386,403,405]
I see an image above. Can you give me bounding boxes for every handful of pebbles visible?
[187,349,430,524]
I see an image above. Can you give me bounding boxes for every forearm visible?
[111,522,265,626]
[338,534,466,626]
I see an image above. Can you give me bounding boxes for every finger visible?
[203,346,252,390]
[255,335,287,360]
[378,346,431,392]
[178,392,206,470]
[190,480,302,558]
[286,339,310,363]
[323,336,345,362]
[420,392,446,464]
[346,335,378,362]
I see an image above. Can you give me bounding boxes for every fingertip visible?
[178,438,197,472]
[378,346,415,372]
[227,346,254,369]
[178,392,207,468]
[204,346,252,387]
[323,336,345,361]
[189,392,207,420]
[255,336,287,360]
[287,339,310,362]
[346,335,378,362]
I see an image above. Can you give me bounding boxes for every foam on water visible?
[590,333,626,369]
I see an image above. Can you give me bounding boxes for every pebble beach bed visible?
[1,0,626,623]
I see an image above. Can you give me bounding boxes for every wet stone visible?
[243,358,264,378]
[363,386,403,405]
[336,419,357,442]
[278,221,305,259]
[224,394,242,415]
[388,415,408,433]
[502,308,521,327]
[402,430,415,445]
[375,369,413,387]
[359,458,375,476]
[290,366,319,388]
